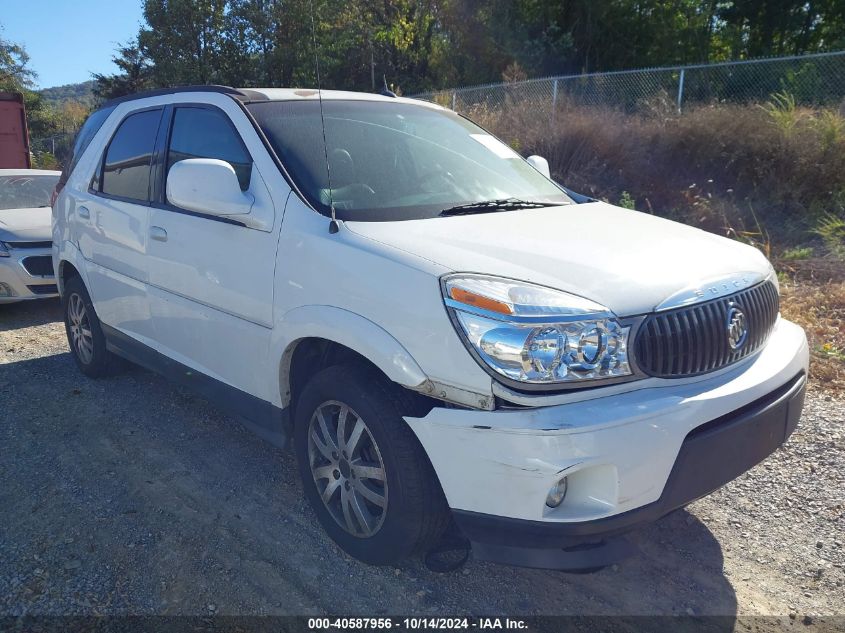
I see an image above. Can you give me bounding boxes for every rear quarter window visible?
[57,105,115,191]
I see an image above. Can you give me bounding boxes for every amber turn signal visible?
[449,287,513,315]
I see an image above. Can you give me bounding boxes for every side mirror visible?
[526,155,551,179]
[166,158,254,218]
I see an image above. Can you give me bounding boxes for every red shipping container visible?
[0,92,31,169]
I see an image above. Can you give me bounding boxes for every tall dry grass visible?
[470,98,845,255]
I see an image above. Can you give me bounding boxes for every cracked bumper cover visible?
[405,318,808,569]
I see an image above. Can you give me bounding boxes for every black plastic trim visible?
[27,284,58,295]
[20,255,54,276]
[454,371,806,568]
[99,85,246,109]
[6,241,52,249]
[101,324,289,447]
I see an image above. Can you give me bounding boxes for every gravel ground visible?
[1,299,843,620]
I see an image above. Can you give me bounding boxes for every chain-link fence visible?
[28,132,75,169]
[413,50,845,116]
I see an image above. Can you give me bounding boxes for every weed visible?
[814,213,845,258]
[761,91,807,135]
[819,343,845,362]
[812,110,845,149]
[779,277,845,393]
[618,191,636,210]
[780,246,814,261]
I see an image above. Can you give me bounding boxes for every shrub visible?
[470,99,845,254]
[780,246,814,261]
[815,213,845,259]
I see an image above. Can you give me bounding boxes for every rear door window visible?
[165,106,252,196]
[99,108,163,202]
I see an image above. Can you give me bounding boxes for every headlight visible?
[0,242,10,258]
[443,275,633,385]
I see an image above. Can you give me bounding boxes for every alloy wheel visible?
[307,400,388,538]
[67,293,94,365]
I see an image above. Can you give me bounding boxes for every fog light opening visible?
[545,476,568,508]
[0,282,15,298]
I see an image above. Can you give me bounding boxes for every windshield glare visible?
[0,175,59,211]
[247,100,571,221]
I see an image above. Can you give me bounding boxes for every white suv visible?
[53,86,809,570]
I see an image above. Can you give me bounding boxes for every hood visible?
[0,207,53,243]
[346,202,773,316]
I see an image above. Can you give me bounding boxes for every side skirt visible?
[102,324,290,449]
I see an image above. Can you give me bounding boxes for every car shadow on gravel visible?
[0,298,62,331]
[0,349,738,620]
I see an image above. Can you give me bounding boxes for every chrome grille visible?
[635,280,779,378]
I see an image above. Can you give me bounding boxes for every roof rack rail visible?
[100,85,249,108]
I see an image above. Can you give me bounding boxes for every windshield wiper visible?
[439,198,560,217]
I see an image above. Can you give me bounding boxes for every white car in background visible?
[53,87,808,571]
[0,169,61,303]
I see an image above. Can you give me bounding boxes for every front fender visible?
[272,305,429,407]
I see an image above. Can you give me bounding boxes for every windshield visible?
[247,100,571,221]
[0,175,60,210]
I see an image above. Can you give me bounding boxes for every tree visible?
[93,41,155,101]
[89,0,845,96]
[0,31,37,91]
[138,0,232,85]
[717,0,845,58]
[227,0,312,87]
[0,30,57,139]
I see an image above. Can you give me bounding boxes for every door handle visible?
[150,226,168,242]
[78,206,90,219]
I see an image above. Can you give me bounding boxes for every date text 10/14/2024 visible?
[308,618,529,630]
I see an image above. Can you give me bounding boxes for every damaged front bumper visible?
[405,318,809,570]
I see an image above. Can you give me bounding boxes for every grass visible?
[778,267,845,393]
[781,246,814,261]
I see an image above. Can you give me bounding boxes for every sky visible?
[2,0,144,89]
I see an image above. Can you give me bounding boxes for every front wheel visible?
[294,364,449,565]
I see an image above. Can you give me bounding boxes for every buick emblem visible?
[726,303,748,350]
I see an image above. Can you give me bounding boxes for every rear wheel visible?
[62,276,116,377]
[294,364,449,565]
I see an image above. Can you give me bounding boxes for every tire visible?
[62,275,116,378]
[294,364,449,565]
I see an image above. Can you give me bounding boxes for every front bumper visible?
[0,246,58,303]
[405,318,809,569]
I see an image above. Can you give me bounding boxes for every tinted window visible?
[100,109,162,201]
[56,105,115,192]
[166,107,252,193]
[247,100,570,222]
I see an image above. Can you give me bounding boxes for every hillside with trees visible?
[39,81,96,108]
